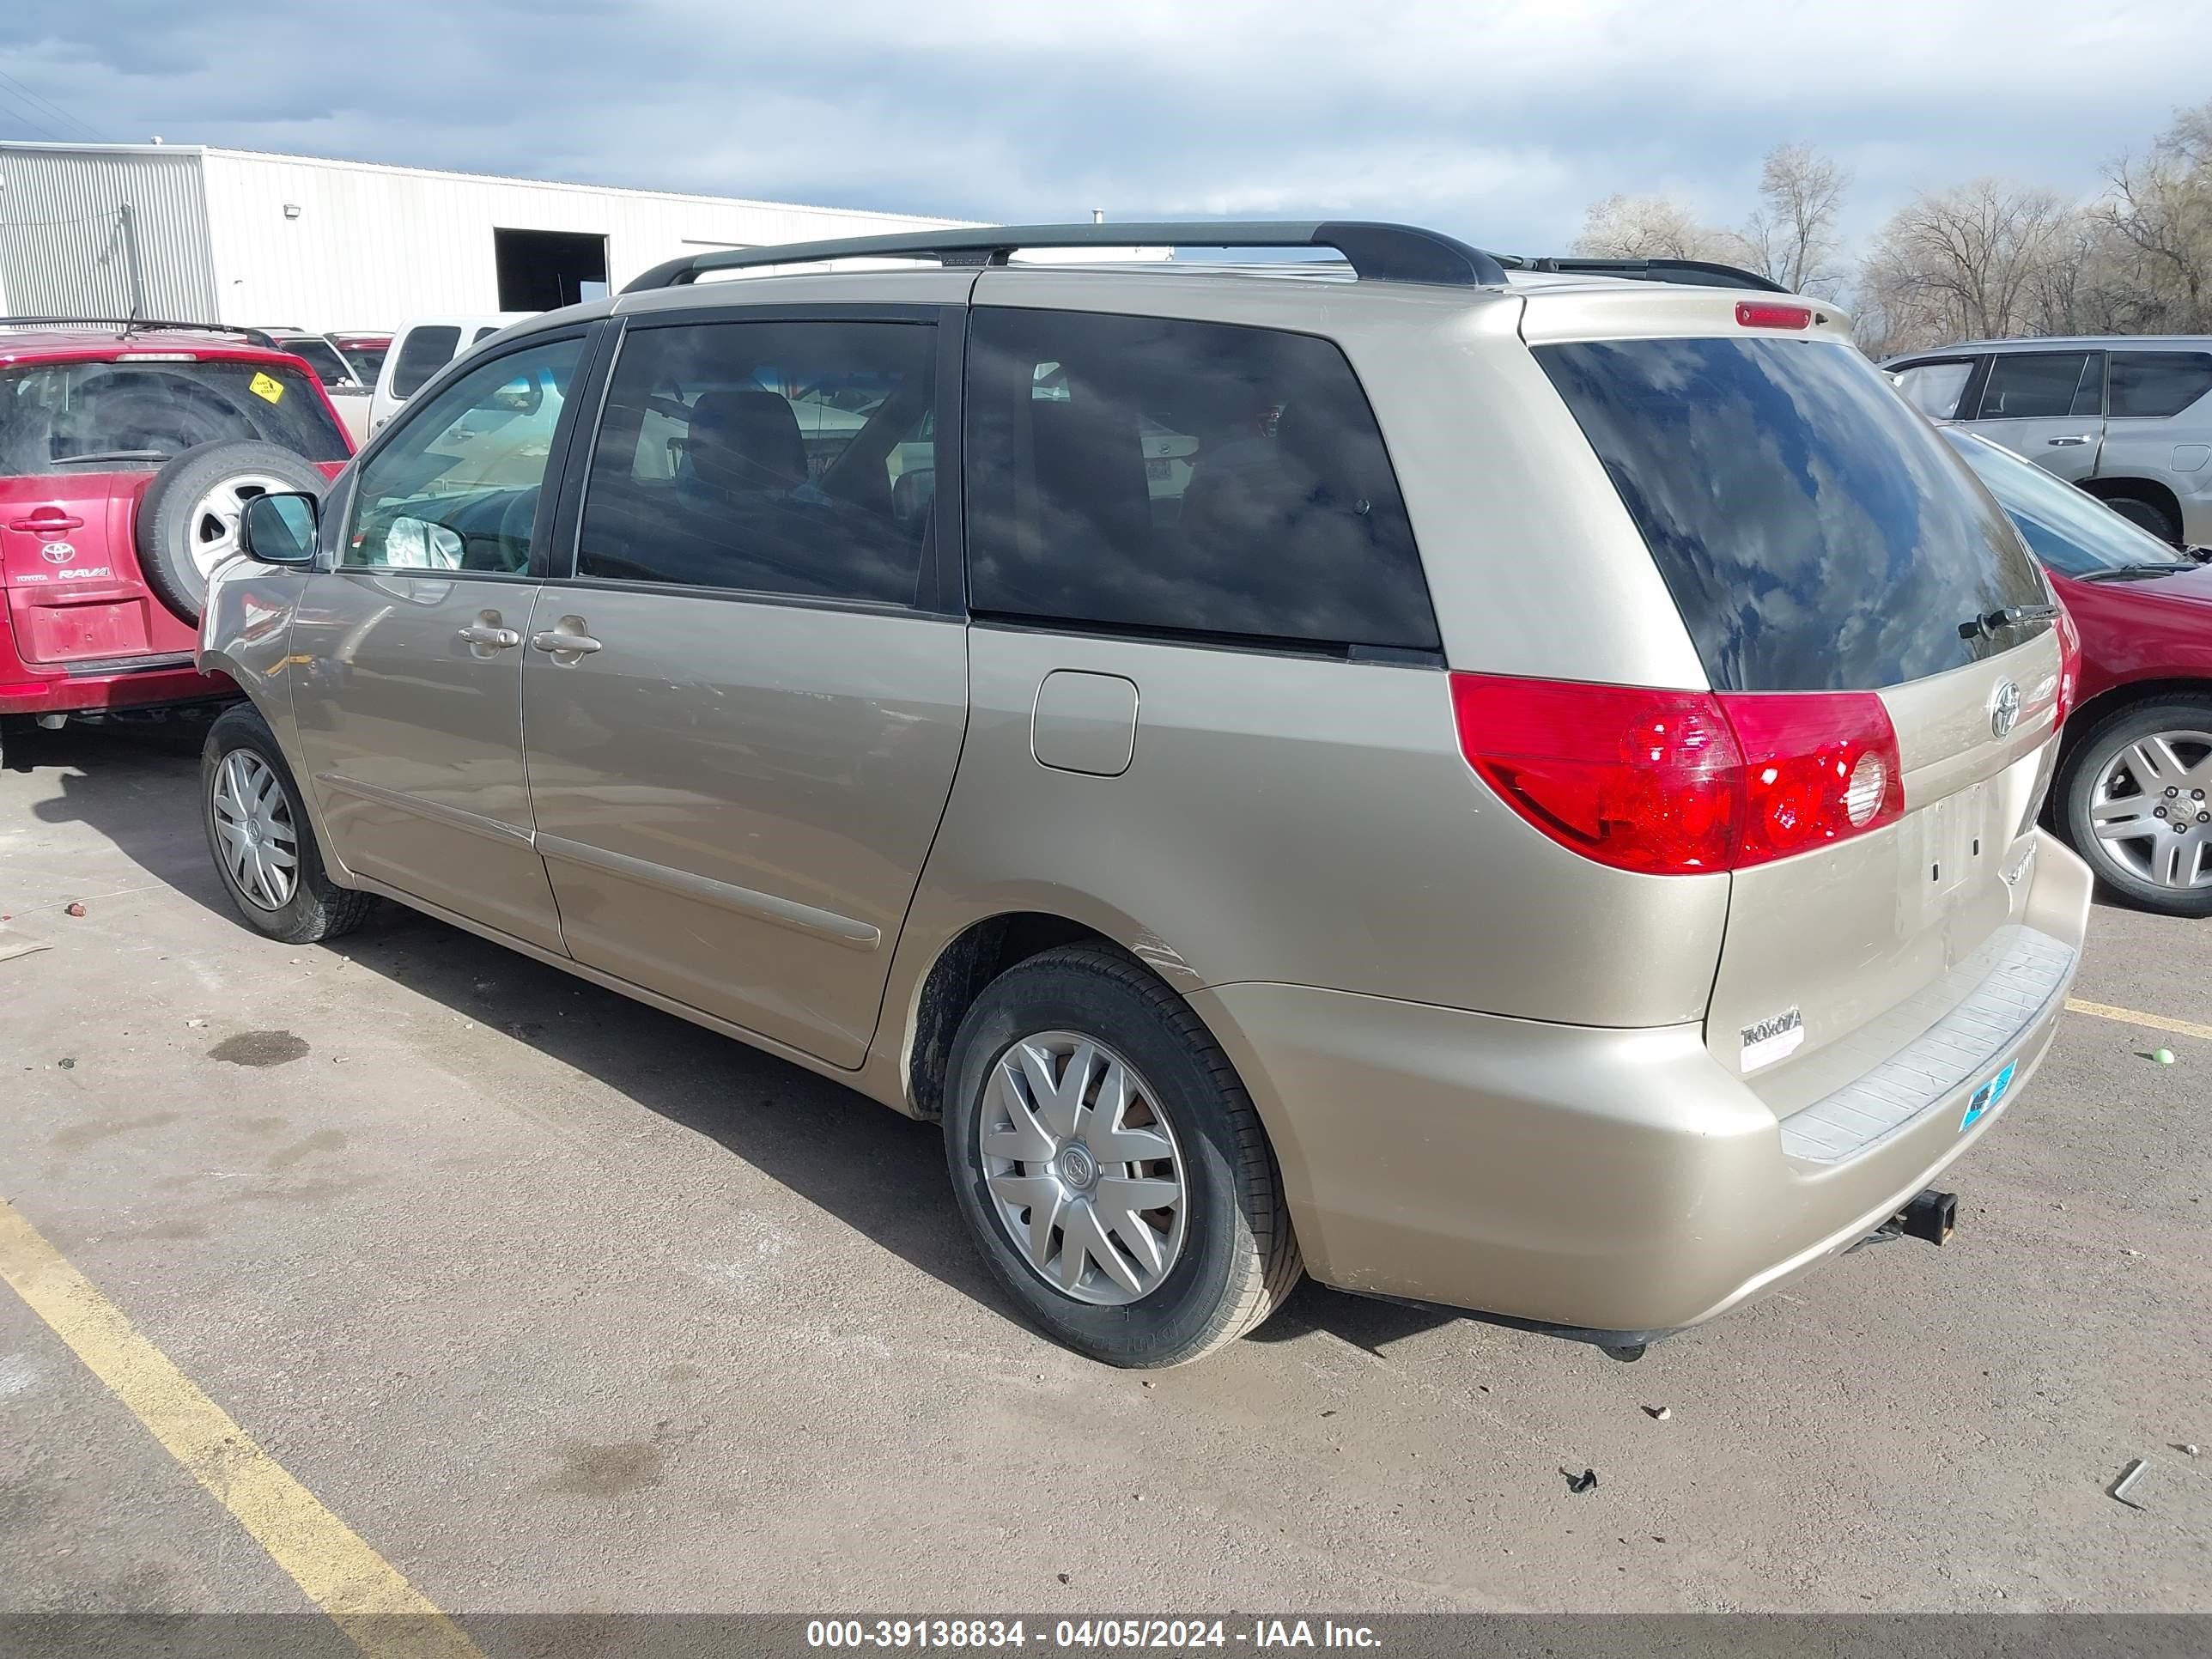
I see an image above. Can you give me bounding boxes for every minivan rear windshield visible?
[1536,337,2049,692]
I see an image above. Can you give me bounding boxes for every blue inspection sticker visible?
[1960,1060,2018,1132]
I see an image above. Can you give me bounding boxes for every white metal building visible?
[0,143,976,331]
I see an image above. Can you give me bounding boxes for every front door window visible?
[349,337,582,574]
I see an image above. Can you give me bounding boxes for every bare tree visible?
[1568,109,2212,351]
[1572,193,1744,263]
[1856,180,2078,354]
[2028,215,2149,337]
[2100,100,2212,331]
[1740,144,1851,296]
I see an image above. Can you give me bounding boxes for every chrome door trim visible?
[314,771,535,848]
[534,832,883,951]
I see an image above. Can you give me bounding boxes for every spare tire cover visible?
[134,439,330,623]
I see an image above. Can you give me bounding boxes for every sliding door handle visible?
[530,628,603,658]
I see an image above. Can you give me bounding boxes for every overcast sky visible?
[5,0,2209,254]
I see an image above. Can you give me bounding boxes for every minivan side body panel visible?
[523,593,970,1069]
[908,623,1729,1024]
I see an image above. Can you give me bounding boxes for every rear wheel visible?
[943,947,1300,1367]
[202,705,374,943]
[2100,491,2181,546]
[2060,697,2212,917]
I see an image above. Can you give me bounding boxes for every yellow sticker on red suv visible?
[247,372,285,404]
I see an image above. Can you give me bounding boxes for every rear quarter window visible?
[1536,336,2047,692]
[964,307,1437,652]
[2110,351,2212,420]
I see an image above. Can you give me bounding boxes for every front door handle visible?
[456,623,522,648]
[2046,434,2092,447]
[531,620,604,659]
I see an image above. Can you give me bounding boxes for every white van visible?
[368,313,535,433]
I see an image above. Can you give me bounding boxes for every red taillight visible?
[1451,673,1905,875]
[2052,599,2082,725]
[1735,301,1812,330]
[1719,690,1905,863]
[1450,676,1740,874]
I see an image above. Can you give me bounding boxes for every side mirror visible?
[240,492,319,566]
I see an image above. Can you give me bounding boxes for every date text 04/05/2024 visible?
[805,1619,1382,1650]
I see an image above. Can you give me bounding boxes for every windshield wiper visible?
[1958,603,2059,640]
[2075,562,2197,582]
[50,449,169,466]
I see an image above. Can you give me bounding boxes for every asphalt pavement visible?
[1,722,2206,1620]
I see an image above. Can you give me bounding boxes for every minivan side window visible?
[964,307,1437,651]
[345,336,581,573]
[391,325,462,398]
[574,319,937,607]
[2110,350,2212,420]
[1975,351,2100,420]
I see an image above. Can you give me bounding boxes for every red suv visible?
[0,319,353,763]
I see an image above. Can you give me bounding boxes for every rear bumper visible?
[0,652,234,717]
[1192,828,2094,1341]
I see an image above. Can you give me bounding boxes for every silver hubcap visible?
[2087,729,2212,889]
[191,474,291,580]
[981,1032,1187,1307]
[211,750,299,910]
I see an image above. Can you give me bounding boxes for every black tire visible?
[943,946,1301,1367]
[2101,492,2181,546]
[2059,696,2212,918]
[136,441,329,623]
[201,704,374,944]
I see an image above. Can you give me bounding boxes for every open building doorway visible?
[493,228,610,310]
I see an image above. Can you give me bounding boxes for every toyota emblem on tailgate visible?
[1990,678,2021,738]
[40,541,76,565]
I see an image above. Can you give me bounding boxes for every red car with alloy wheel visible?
[1943,424,2212,916]
[0,319,353,764]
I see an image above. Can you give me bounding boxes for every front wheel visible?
[202,705,374,943]
[943,947,1300,1367]
[2059,698,2212,917]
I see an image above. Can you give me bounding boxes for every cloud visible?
[5,0,2206,251]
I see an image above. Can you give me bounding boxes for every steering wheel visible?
[493,488,540,570]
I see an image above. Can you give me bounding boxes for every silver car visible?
[198,222,2092,1368]
[1889,336,2212,546]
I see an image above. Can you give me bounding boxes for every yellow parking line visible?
[2065,998,2212,1042]
[0,1198,483,1659]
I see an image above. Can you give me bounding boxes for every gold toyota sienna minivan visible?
[199,222,2093,1368]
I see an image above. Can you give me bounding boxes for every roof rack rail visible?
[0,315,277,347]
[623,221,1511,295]
[1499,256,1789,294]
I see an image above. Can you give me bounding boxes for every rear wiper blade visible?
[50,449,168,465]
[1958,603,2059,640]
[2075,562,2196,582]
